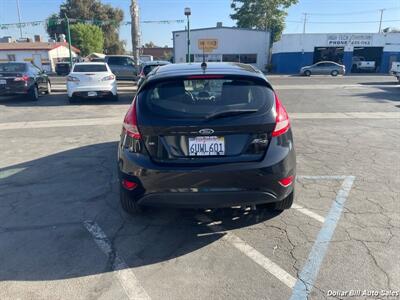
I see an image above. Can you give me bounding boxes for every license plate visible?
[88,91,97,97]
[0,80,6,85]
[188,136,225,156]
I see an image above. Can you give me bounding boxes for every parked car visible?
[0,62,51,101]
[140,55,153,62]
[117,62,296,215]
[55,57,81,75]
[300,61,345,76]
[137,60,171,88]
[105,55,138,80]
[66,62,118,103]
[352,56,376,72]
[390,61,400,82]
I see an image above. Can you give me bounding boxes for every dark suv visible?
[118,63,296,214]
[0,62,51,101]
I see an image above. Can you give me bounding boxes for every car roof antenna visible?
[201,44,207,70]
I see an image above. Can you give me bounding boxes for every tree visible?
[230,0,298,42]
[69,23,104,56]
[46,0,125,54]
[144,41,157,48]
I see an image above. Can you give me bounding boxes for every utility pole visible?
[302,13,308,34]
[16,0,23,38]
[378,9,385,33]
[65,16,73,69]
[130,0,140,67]
[60,5,73,69]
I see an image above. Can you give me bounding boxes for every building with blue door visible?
[272,33,400,74]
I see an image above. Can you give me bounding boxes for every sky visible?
[0,0,399,51]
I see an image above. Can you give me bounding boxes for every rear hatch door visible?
[71,64,110,86]
[137,75,277,164]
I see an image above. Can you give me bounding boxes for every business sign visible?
[198,39,218,52]
[327,34,373,46]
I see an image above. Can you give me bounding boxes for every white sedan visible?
[66,62,118,103]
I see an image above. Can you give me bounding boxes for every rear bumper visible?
[118,131,296,208]
[137,191,278,208]
[67,82,117,97]
[0,83,29,96]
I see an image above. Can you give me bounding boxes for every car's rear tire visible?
[120,186,142,215]
[110,94,119,102]
[46,81,52,94]
[331,70,339,76]
[304,70,311,76]
[29,85,39,101]
[68,95,77,103]
[274,191,294,211]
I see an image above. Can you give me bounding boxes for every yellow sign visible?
[198,39,218,52]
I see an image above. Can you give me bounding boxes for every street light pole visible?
[378,9,385,33]
[184,7,191,63]
[60,5,73,69]
[65,15,73,69]
[16,0,23,38]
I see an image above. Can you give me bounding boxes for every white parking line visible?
[289,176,356,300]
[292,204,325,223]
[275,84,399,90]
[196,214,297,289]
[83,221,151,300]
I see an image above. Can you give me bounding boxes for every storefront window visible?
[240,54,257,64]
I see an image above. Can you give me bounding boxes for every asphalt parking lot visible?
[0,75,399,300]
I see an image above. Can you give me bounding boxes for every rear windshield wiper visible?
[205,109,258,120]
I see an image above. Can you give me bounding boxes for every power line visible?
[286,19,400,24]
[305,7,400,16]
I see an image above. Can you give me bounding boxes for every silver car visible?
[300,61,345,76]
[105,55,138,80]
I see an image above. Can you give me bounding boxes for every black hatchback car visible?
[118,63,296,214]
[0,62,51,101]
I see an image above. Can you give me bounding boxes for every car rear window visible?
[0,63,26,72]
[73,64,108,72]
[141,77,274,119]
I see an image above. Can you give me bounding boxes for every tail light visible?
[102,74,115,81]
[278,175,294,187]
[67,75,80,82]
[14,75,29,82]
[272,93,290,137]
[122,179,138,190]
[123,99,141,139]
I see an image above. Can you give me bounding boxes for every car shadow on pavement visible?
[0,141,280,281]
[0,92,135,107]
[353,86,400,102]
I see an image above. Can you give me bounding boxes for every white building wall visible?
[0,49,49,63]
[173,28,270,70]
[272,33,399,53]
[48,46,78,72]
[0,46,78,72]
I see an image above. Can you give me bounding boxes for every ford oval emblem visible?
[199,128,214,135]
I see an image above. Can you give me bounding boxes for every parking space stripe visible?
[275,84,399,90]
[197,214,297,289]
[83,221,151,300]
[289,176,355,300]
[292,204,325,223]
